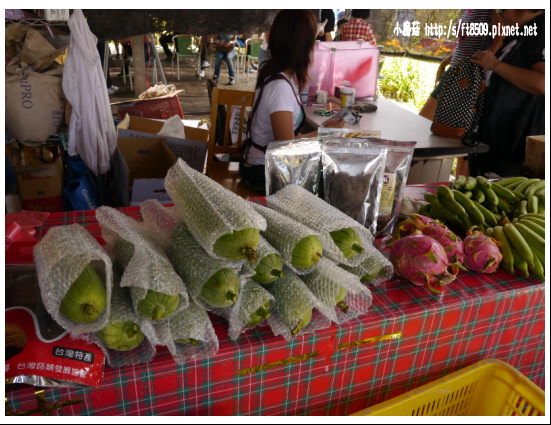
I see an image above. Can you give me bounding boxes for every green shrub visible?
[379,59,424,110]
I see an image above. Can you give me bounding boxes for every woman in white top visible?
[240,9,344,194]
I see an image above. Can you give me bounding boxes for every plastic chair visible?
[171,35,201,80]
[244,38,262,82]
[206,86,258,197]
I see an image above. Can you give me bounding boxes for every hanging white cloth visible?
[62,9,116,176]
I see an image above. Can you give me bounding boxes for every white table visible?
[304,98,489,184]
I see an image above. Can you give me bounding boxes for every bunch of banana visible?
[485,214,545,282]
[422,176,545,232]
[454,175,545,217]
[421,185,500,234]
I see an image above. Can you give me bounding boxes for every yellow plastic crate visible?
[351,359,545,416]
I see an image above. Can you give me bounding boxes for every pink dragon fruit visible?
[391,215,465,272]
[390,214,436,242]
[409,215,466,267]
[463,230,502,273]
[390,232,459,295]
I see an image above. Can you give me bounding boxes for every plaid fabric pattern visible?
[6,185,545,416]
[340,19,376,45]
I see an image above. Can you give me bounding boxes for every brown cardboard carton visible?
[114,137,178,206]
[14,156,64,211]
[116,115,208,172]
[524,135,545,178]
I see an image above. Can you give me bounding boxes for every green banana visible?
[524,180,545,198]
[527,196,539,214]
[418,203,432,217]
[519,219,545,239]
[464,176,477,191]
[513,222,545,266]
[503,223,534,268]
[472,188,485,204]
[472,201,498,227]
[515,178,541,195]
[531,255,545,282]
[452,190,485,226]
[496,176,527,186]
[511,246,530,277]
[490,182,520,204]
[475,176,491,189]
[455,175,467,190]
[492,226,515,275]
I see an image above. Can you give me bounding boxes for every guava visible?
[213,228,259,263]
[291,235,323,269]
[60,265,106,323]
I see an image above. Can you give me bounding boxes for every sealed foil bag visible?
[265,138,322,196]
[321,141,388,235]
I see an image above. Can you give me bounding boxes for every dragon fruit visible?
[390,214,436,242]
[390,232,459,295]
[463,230,502,273]
[391,215,465,272]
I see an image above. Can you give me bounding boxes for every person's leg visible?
[159,33,173,57]
[225,50,236,79]
[200,39,209,67]
[144,43,151,65]
[213,51,224,80]
[121,43,132,75]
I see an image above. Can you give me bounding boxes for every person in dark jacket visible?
[468,9,545,177]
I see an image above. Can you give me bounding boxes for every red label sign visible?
[5,307,104,387]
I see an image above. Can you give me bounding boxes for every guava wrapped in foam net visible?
[250,203,323,276]
[82,272,157,367]
[265,267,332,340]
[164,159,266,260]
[266,184,375,267]
[33,224,113,336]
[153,299,219,364]
[96,206,188,322]
[300,258,373,324]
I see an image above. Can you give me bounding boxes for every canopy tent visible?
[82,9,280,40]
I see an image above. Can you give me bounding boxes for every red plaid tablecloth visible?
[5,184,545,416]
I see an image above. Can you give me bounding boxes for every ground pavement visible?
[107,50,258,124]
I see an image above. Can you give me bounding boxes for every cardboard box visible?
[115,137,177,207]
[14,156,64,212]
[117,115,208,173]
[524,135,545,178]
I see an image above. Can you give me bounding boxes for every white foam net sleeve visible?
[81,274,157,367]
[164,158,266,258]
[339,247,394,287]
[167,222,244,308]
[250,202,323,275]
[300,258,373,324]
[95,206,189,317]
[139,199,179,252]
[32,224,113,336]
[154,299,219,364]
[266,267,332,341]
[225,280,275,341]
[266,184,375,267]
